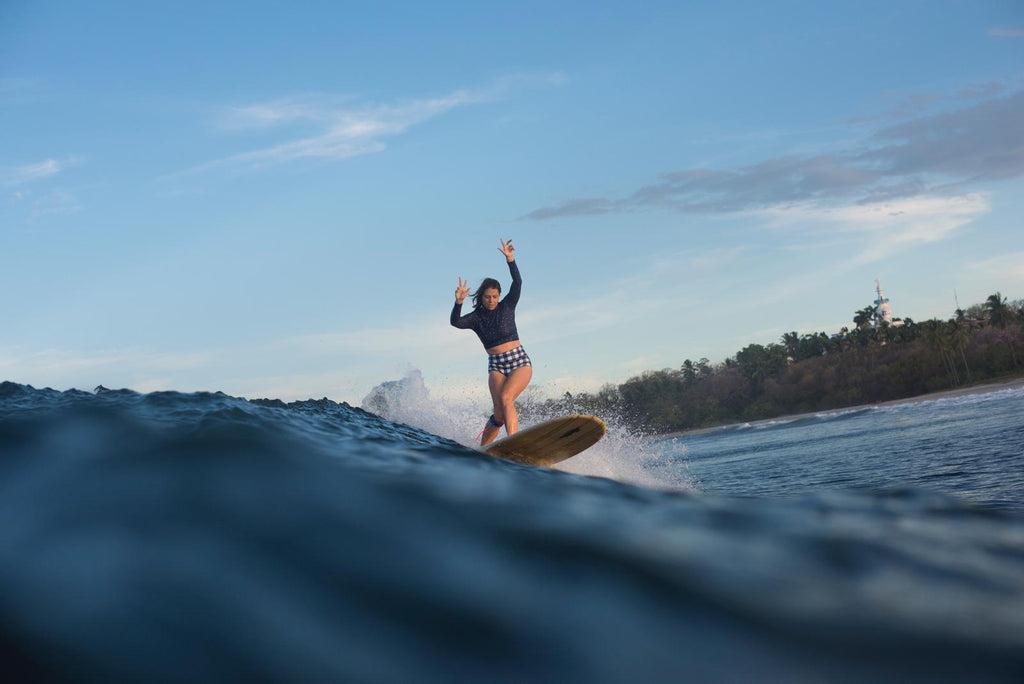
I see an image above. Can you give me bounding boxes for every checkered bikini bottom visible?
[487,346,532,376]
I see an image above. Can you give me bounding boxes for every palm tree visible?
[781,332,800,360]
[985,292,1012,328]
[853,306,875,329]
[922,320,960,387]
[680,359,697,384]
[950,322,972,383]
[984,292,1021,367]
[736,343,788,384]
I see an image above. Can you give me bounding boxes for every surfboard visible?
[483,414,606,467]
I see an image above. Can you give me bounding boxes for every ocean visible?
[1,379,1023,682]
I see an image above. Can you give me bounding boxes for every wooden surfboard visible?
[483,414,606,467]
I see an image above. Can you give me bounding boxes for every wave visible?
[672,384,1024,438]
[2,381,1023,681]
[695,406,877,436]
[361,370,698,492]
[876,384,1024,413]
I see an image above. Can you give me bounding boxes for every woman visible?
[450,238,533,446]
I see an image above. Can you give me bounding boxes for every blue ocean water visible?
[655,386,1024,510]
[1,379,1023,682]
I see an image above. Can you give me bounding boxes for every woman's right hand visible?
[455,277,470,304]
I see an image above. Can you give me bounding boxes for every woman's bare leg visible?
[494,365,532,436]
[481,371,506,446]
[481,366,532,445]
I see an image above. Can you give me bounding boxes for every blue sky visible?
[2,1,1023,406]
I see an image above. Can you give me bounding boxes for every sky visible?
[2,1,1023,407]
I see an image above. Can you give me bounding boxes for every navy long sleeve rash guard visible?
[450,259,522,350]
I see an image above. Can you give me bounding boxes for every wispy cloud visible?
[0,348,121,376]
[28,189,83,219]
[989,28,1024,38]
[862,92,1024,181]
[523,90,1023,221]
[176,73,567,177]
[963,251,1024,286]
[281,312,477,358]
[518,295,629,343]
[753,193,990,264]
[2,156,83,187]
[0,347,218,379]
[854,80,1007,122]
[219,96,348,131]
[281,243,699,363]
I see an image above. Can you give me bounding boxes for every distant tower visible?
[874,279,892,325]
[873,279,905,327]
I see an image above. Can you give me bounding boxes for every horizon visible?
[3,1,1023,406]
[5,270,1019,406]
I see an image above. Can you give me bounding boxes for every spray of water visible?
[361,370,697,492]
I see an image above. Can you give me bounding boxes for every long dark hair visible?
[471,278,501,309]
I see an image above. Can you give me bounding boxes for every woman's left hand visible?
[498,238,515,262]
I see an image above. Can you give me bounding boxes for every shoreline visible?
[659,375,1024,439]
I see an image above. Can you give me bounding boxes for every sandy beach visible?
[662,375,1024,438]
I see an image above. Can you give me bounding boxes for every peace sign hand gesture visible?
[455,277,471,305]
[498,238,516,262]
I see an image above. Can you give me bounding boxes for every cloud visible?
[862,92,1024,181]
[178,73,566,177]
[963,251,1024,286]
[679,246,749,271]
[0,347,217,379]
[989,28,1024,38]
[518,295,629,343]
[524,197,618,220]
[179,93,477,176]
[219,96,347,131]
[0,348,120,376]
[752,193,991,264]
[186,94,471,174]
[523,90,1024,221]
[522,154,882,219]
[2,156,83,187]
[956,81,1006,100]
[281,250,671,364]
[861,81,1008,122]
[28,189,83,218]
[282,313,475,358]
[275,317,487,401]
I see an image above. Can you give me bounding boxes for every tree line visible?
[525,292,1024,433]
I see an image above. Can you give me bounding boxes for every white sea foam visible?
[360,369,487,447]
[869,385,1024,417]
[361,369,698,492]
[750,418,799,430]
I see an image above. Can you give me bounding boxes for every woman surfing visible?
[450,238,533,446]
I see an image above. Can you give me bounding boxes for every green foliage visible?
[853,306,876,328]
[529,292,1024,433]
[985,292,1015,328]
